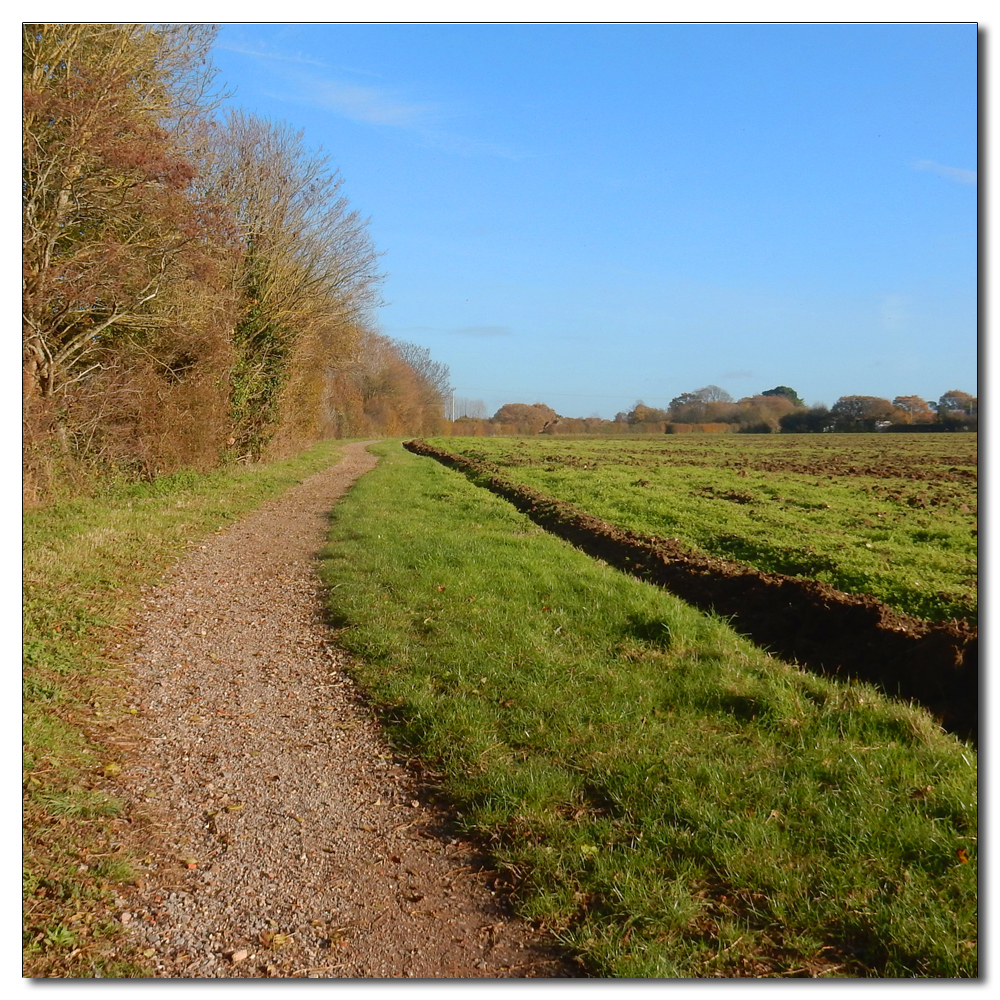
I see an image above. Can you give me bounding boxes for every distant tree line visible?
[613,385,977,434]
[442,386,977,437]
[23,23,450,502]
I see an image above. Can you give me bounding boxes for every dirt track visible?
[108,442,577,978]
[404,440,977,744]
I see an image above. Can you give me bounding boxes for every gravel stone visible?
[111,443,577,978]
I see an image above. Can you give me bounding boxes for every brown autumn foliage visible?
[892,395,936,424]
[491,402,559,434]
[23,23,450,502]
[203,109,385,460]
[22,25,224,398]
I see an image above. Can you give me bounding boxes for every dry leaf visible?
[262,931,290,950]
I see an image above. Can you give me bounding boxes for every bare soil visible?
[107,442,578,978]
[404,440,977,744]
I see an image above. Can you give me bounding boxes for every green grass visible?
[429,435,978,625]
[23,440,345,978]
[320,442,977,978]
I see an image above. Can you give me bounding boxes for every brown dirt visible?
[105,442,579,978]
[404,440,977,744]
[464,444,978,484]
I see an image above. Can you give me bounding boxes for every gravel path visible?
[111,442,575,978]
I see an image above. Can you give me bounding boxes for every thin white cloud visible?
[219,36,528,159]
[912,160,977,186]
[307,79,441,128]
[218,40,328,68]
[217,39,383,78]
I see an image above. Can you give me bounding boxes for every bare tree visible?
[454,397,487,419]
[203,110,384,456]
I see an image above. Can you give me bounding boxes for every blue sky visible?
[211,22,978,419]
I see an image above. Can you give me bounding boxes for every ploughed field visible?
[428,434,977,627]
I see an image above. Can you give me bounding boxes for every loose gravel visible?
[110,442,577,978]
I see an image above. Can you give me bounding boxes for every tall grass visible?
[23,441,344,977]
[320,442,977,978]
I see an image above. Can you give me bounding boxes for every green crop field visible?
[428,434,978,625]
[320,442,977,978]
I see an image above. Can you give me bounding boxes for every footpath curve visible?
[109,442,574,978]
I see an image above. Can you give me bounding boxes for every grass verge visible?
[23,440,344,978]
[320,442,977,978]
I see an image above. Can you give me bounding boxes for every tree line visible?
[442,386,977,437]
[616,385,977,434]
[23,23,451,502]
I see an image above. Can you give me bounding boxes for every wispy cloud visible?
[449,325,513,337]
[912,160,977,185]
[306,78,441,128]
[219,36,528,159]
[217,39,383,78]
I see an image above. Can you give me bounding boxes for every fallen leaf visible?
[957,848,969,864]
[102,762,121,777]
[261,931,290,950]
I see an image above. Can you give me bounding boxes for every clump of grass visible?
[320,442,977,978]
[23,441,344,977]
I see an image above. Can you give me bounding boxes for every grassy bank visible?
[22,441,345,977]
[319,442,977,978]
